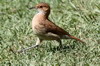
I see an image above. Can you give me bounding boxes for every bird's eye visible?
[40,6,43,8]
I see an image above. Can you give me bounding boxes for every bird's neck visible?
[35,11,50,19]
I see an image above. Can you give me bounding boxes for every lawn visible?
[0,0,100,66]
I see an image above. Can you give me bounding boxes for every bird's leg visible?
[56,39,63,48]
[17,37,43,53]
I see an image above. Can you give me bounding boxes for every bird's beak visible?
[29,7,36,9]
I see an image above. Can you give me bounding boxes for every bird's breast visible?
[32,16,47,35]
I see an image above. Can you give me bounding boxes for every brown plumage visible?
[18,2,85,52]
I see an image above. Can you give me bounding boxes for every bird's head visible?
[30,3,50,15]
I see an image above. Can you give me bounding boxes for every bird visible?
[18,2,85,52]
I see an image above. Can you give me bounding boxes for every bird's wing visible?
[39,20,85,43]
[42,20,71,36]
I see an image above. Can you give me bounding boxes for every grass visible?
[0,0,100,66]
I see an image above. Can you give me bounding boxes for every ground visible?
[0,0,100,66]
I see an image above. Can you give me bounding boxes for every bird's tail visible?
[68,35,85,43]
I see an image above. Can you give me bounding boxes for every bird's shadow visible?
[48,44,76,53]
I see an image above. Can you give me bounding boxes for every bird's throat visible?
[36,12,49,19]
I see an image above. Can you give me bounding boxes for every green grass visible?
[0,0,100,66]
